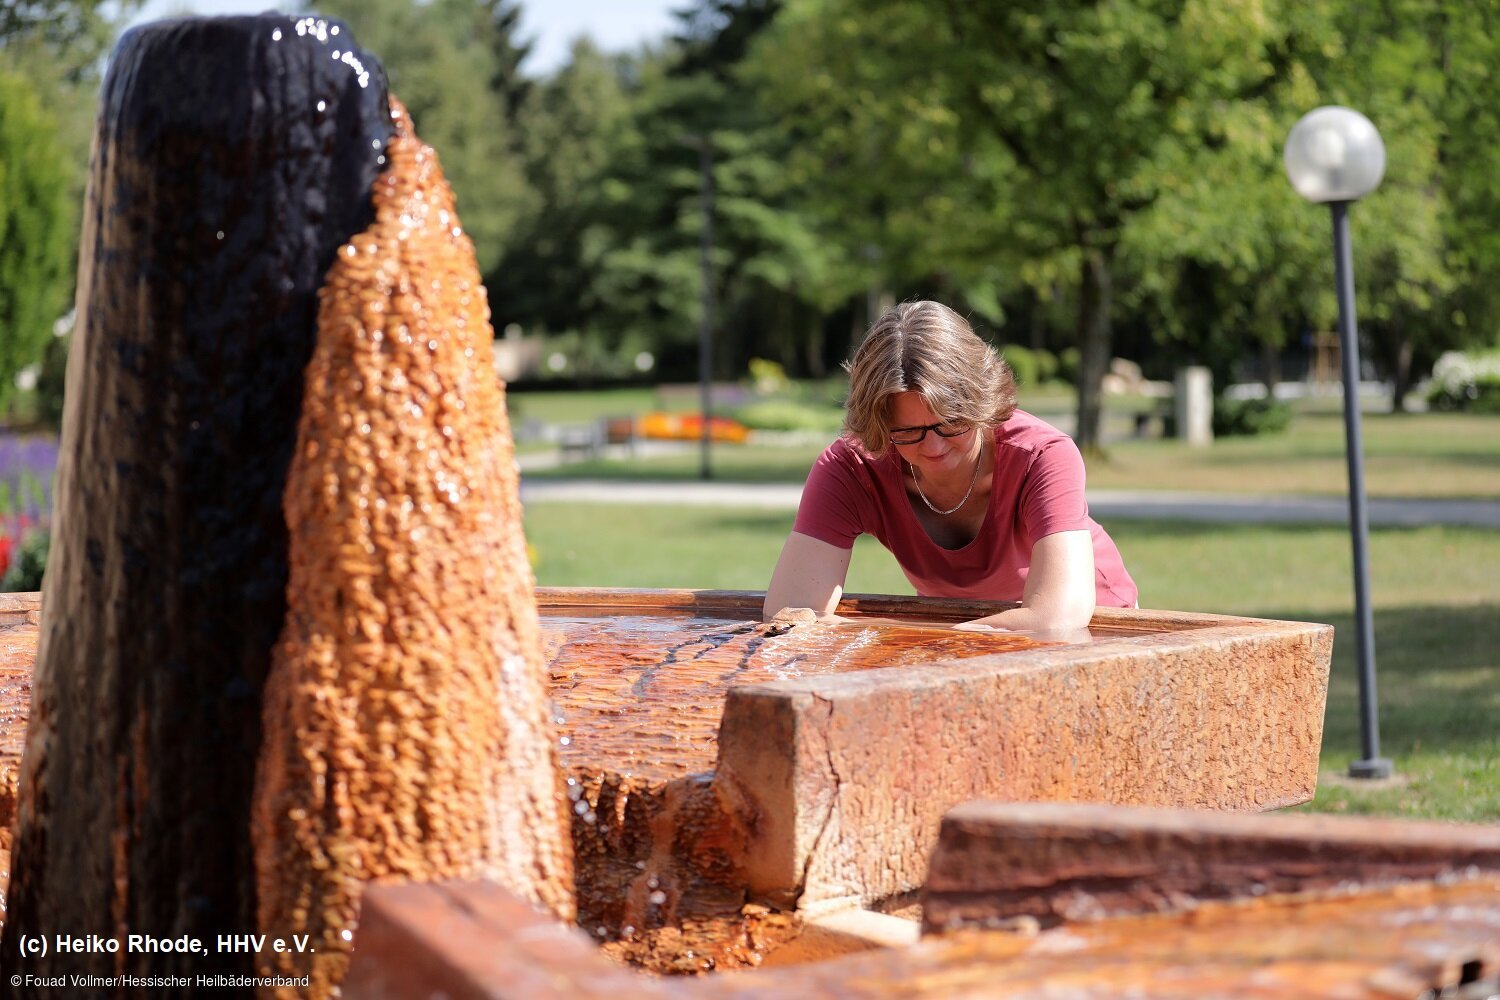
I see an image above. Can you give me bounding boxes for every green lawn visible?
[524,409,1500,499]
[1085,412,1500,499]
[525,502,1500,822]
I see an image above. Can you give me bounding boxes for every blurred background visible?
[1,0,1498,816]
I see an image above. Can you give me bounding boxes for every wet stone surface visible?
[538,610,1069,972]
[542,612,1064,785]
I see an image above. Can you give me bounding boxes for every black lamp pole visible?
[1329,200,1391,780]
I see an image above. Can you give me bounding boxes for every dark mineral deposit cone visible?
[1,14,390,993]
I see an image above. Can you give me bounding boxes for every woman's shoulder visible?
[993,409,1076,454]
[818,434,889,469]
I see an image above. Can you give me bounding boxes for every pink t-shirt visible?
[792,410,1138,607]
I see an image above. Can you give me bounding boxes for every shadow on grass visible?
[1250,603,1500,759]
[1104,519,1442,540]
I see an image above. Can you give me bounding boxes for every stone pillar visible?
[1174,366,1213,446]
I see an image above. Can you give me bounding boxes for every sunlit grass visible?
[523,410,1500,499]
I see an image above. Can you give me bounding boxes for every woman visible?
[765,301,1137,631]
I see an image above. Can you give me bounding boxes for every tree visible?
[0,71,71,414]
[486,38,637,343]
[303,0,535,275]
[755,0,1321,450]
[0,0,133,75]
[496,1,856,379]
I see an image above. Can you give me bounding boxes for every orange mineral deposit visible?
[251,98,574,996]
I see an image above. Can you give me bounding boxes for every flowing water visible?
[535,609,1110,972]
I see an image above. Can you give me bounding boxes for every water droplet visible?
[317,100,326,112]
[271,28,282,41]
[595,926,607,938]
[359,422,371,435]
[332,49,340,59]
[427,340,438,351]
[634,860,647,870]
[340,929,352,942]
[559,736,571,746]
[331,24,340,35]
[621,925,635,937]
[649,891,667,906]
[372,139,382,149]
[574,801,588,815]
[646,876,659,889]
[215,231,225,240]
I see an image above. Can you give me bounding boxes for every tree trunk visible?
[1392,338,1414,412]
[1074,243,1115,454]
[1261,336,1282,396]
[804,307,827,378]
[0,19,394,994]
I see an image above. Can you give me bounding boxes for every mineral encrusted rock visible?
[251,99,574,995]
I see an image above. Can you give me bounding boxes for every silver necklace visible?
[910,439,984,516]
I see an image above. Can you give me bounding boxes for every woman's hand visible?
[963,530,1097,632]
[951,617,1013,632]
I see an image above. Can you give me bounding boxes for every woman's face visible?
[886,391,979,475]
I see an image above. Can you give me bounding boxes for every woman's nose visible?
[917,435,948,457]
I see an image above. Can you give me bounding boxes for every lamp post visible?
[1284,106,1393,780]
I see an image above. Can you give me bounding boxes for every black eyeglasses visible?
[888,421,973,445]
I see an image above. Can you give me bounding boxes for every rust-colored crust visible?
[249,97,573,996]
[714,613,1333,912]
[535,586,1272,633]
[0,601,38,901]
[921,801,1500,933]
[344,872,1500,999]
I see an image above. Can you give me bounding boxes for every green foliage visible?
[746,357,790,395]
[0,71,72,415]
[998,345,1059,388]
[730,398,842,433]
[304,0,534,275]
[0,528,48,592]
[35,324,68,428]
[1056,348,1082,386]
[1211,396,1292,438]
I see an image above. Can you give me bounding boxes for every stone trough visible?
[532,587,1332,969]
[0,586,1334,974]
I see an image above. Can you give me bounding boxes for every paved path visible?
[518,478,1500,529]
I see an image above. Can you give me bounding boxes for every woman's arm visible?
[764,531,854,620]
[954,529,1097,632]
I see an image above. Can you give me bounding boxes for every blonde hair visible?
[842,301,1017,454]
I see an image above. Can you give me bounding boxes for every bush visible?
[1426,350,1500,413]
[731,399,843,434]
[746,357,790,396]
[0,527,48,592]
[1212,396,1292,437]
[36,327,69,429]
[1000,345,1060,387]
[1057,347,1081,385]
